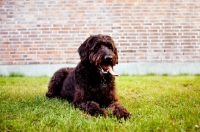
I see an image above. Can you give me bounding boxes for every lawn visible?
[0,75,200,132]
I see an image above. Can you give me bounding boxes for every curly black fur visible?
[46,34,131,119]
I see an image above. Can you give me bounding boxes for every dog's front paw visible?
[98,108,108,117]
[113,106,131,119]
[82,101,108,117]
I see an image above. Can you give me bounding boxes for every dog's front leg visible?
[72,90,107,117]
[108,102,131,119]
[78,101,107,117]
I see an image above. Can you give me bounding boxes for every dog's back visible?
[46,67,74,98]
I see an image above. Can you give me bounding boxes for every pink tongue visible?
[108,66,120,76]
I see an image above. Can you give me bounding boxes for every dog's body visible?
[46,34,130,119]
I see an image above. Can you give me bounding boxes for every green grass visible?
[0,76,200,132]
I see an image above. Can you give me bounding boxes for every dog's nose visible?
[104,56,113,62]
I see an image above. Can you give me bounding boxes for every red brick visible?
[0,1,5,6]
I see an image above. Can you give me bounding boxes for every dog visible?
[46,34,131,119]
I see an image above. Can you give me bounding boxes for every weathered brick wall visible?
[1,0,200,65]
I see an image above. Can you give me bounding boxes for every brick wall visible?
[1,0,200,65]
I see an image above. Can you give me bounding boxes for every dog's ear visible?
[78,35,93,63]
[108,36,119,64]
[113,44,118,64]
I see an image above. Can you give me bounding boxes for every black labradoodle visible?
[46,34,131,119]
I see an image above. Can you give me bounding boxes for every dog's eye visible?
[95,46,100,50]
[108,46,113,50]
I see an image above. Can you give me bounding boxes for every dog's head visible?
[78,34,119,76]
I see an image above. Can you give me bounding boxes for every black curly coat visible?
[46,34,131,119]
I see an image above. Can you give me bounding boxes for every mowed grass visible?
[0,75,200,132]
